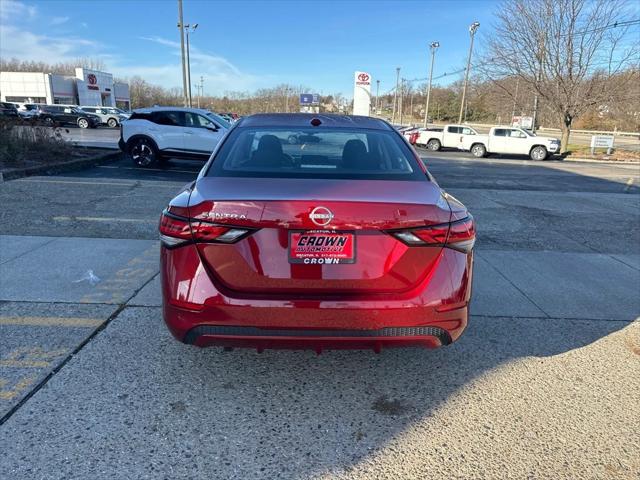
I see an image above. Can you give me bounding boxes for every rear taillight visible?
[387,216,475,253]
[409,132,419,144]
[159,209,255,248]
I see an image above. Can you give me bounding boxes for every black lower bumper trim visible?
[183,325,451,346]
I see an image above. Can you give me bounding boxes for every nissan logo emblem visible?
[309,206,334,227]
[357,73,369,82]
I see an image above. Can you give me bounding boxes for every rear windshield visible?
[207,127,426,181]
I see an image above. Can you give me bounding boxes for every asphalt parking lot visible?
[1,150,639,479]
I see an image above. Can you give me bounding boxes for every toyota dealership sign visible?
[353,71,371,116]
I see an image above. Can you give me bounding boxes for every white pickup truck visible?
[461,126,561,160]
[416,124,479,151]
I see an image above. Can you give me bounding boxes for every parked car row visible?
[0,102,131,128]
[401,123,561,160]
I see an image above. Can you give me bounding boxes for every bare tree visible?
[482,0,639,152]
[0,57,107,75]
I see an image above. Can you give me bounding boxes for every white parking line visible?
[16,179,182,188]
[624,177,635,192]
[97,165,198,173]
[53,216,157,223]
[17,179,135,187]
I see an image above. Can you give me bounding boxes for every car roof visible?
[236,113,394,131]
[132,106,213,115]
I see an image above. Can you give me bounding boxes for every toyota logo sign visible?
[357,73,370,82]
[87,74,97,85]
[309,206,334,227]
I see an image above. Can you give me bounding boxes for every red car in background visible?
[160,114,475,352]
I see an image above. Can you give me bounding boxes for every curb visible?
[561,156,640,165]
[0,151,122,182]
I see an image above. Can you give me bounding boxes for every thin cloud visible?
[0,24,102,62]
[133,35,259,91]
[0,0,37,21]
[50,16,70,26]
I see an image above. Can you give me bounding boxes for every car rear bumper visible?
[181,324,453,352]
[161,244,473,352]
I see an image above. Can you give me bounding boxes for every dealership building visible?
[0,67,130,109]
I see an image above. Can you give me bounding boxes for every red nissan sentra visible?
[160,114,475,352]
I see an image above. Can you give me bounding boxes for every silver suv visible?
[80,106,128,128]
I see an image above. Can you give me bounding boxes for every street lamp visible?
[375,79,380,114]
[392,67,400,124]
[458,21,479,124]
[423,41,440,128]
[184,23,198,107]
[177,0,188,107]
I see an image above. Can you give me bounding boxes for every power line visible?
[557,18,640,38]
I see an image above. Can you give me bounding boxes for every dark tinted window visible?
[447,126,461,133]
[208,127,426,181]
[151,111,183,126]
[493,129,508,137]
[129,112,152,121]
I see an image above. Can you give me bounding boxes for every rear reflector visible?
[159,209,255,247]
[387,216,475,253]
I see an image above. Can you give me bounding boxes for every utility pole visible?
[423,41,439,128]
[177,0,188,107]
[511,77,520,121]
[200,76,204,108]
[284,86,289,112]
[531,34,544,132]
[184,23,198,108]
[375,79,380,114]
[392,67,400,123]
[410,94,414,120]
[458,21,480,124]
[399,78,405,124]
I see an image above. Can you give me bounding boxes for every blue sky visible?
[0,0,522,97]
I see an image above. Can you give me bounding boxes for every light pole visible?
[177,0,188,107]
[375,79,380,114]
[200,76,204,108]
[184,23,198,107]
[458,21,480,124]
[392,67,400,123]
[284,86,289,112]
[423,41,439,128]
[399,78,405,124]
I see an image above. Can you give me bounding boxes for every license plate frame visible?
[288,230,356,264]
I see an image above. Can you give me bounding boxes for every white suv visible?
[81,106,128,128]
[119,107,231,167]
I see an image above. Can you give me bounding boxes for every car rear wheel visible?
[107,118,118,128]
[78,118,89,129]
[427,139,441,151]
[530,146,548,161]
[471,143,487,158]
[43,116,55,126]
[128,137,158,167]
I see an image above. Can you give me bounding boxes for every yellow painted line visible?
[0,360,50,368]
[0,316,103,327]
[53,216,157,223]
[0,377,36,400]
